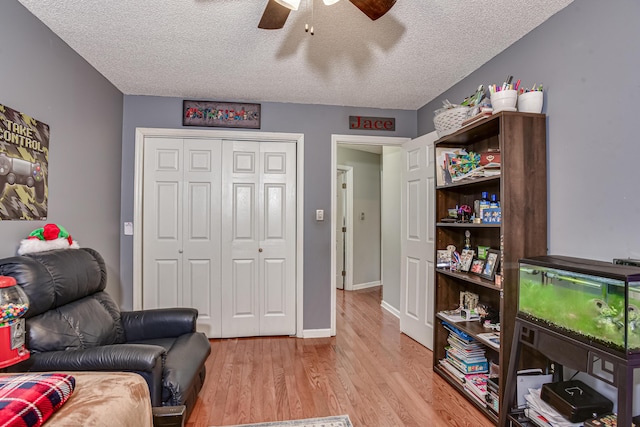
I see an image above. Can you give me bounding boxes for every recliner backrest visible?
[0,248,126,352]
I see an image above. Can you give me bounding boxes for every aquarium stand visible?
[501,317,640,427]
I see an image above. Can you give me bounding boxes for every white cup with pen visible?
[518,84,544,113]
[490,76,518,113]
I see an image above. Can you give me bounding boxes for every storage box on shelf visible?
[432,111,548,424]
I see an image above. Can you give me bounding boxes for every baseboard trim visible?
[302,328,333,338]
[352,280,381,291]
[381,300,400,318]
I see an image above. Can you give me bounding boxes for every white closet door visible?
[259,142,296,336]
[143,137,183,310]
[142,137,222,337]
[181,139,222,337]
[221,140,296,337]
[221,141,260,337]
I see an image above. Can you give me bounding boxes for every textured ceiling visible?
[18,0,573,110]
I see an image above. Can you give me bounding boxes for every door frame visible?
[330,134,410,336]
[133,128,305,338]
[336,165,353,291]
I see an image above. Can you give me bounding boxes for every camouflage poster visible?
[0,104,49,220]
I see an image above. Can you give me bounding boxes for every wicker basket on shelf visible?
[433,106,470,138]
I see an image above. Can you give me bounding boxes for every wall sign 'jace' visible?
[349,116,395,131]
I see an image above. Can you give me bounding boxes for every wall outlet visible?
[315,209,324,221]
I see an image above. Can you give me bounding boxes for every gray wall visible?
[418,0,640,263]
[0,1,124,301]
[381,146,402,310]
[337,147,382,287]
[120,96,417,328]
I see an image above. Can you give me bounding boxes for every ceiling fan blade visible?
[348,0,397,20]
[258,0,292,29]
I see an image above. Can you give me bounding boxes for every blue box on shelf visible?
[482,208,501,223]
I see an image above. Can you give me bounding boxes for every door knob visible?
[178,249,183,253]
[259,248,263,252]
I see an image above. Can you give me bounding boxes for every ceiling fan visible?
[258,0,397,30]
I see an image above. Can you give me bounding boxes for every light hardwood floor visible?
[186,286,495,427]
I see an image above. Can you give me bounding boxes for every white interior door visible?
[142,137,221,336]
[400,132,437,350]
[221,140,296,337]
[336,170,345,290]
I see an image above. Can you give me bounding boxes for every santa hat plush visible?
[18,223,80,255]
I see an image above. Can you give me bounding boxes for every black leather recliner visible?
[0,247,211,417]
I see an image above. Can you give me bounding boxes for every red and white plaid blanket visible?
[0,373,75,427]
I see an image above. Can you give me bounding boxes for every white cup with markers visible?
[518,87,543,113]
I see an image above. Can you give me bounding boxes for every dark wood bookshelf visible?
[433,111,548,425]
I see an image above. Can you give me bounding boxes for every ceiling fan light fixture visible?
[323,0,340,5]
[274,0,301,10]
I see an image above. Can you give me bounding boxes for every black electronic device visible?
[540,380,613,423]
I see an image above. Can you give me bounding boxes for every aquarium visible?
[518,255,640,355]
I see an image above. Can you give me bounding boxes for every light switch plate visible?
[315,209,324,221]
[124,222,134,235]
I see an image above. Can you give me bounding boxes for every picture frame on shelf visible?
[437,250,451,268]
[459,249,475,272]
[480,249,500,281]
[470,259,485,274]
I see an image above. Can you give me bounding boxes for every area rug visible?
[213,415,353,427]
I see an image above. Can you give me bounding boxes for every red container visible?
[0,276,29,368]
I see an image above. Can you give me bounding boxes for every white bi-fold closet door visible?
[142,137,296,338]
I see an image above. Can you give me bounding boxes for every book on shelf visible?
[447,333,484,352]
[463,373,488,400]
[435,149,501,186]
[464,386,488,408]
[486,389,499,414]
[524,408,553,427]
[446,349,488,374]
[438,359,465,383]
[441,321,474,343]
[450,165,501,183]
[437,310,467,323]
[446,346,486,364]
[476,332,500,350]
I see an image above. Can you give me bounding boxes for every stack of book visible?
[439,322,490,407]
[463,372,489,407]
[486,377,499,415]
[445,329,488,374]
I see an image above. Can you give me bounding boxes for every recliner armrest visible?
[121,308,198,341]
[16,344,165,372]
[12,344,167,407]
